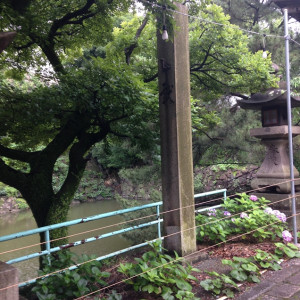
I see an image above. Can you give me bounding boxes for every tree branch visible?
[125,15,149,65]
[144,72,158,83]
[0,144,38,162]
[50,0,96,39]
[0,157,28,191]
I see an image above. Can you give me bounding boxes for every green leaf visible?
[230,270,248,282]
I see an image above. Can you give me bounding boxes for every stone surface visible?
[250,125,300,193]
[235,280,275,300]
[250,126,300,139]
[235,258,300,300]
[157,2,196,256]
[266,265,299,283]
[253,193,300,212]
[0,261,18,300]
[265,283,300,298]
[286,272,300,285]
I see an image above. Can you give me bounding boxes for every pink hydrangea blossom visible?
[282,230,293,242]
[249,195,258,201]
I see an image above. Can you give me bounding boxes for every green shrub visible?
[194,173,204,194]
[32,251,110,300]
[222,256,261,283]
[200,271,238,298]
[0,182,20,197]
[196,193,288,243]
[118,241,200,300]
[275,242,300,259]
[15,198,29,209]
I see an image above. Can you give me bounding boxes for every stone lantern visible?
[237,87,300,215]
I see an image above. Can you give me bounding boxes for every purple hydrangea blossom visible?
[282,230,293,242]
[264,207,286,222]
[207,208,217,217]
[240,212,249,219]
[224,211,231,216]
[231,218,236,223]
[277,212,287,223]
[249,195,258,201]
[272,210,281,217]
[264,207,273,214]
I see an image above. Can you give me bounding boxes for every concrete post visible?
[0,261,19,300]
[157,3,196,256]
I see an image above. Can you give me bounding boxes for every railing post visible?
[156,204,162,251]
[44,230,51,265]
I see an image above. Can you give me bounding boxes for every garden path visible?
[235,258,300,300]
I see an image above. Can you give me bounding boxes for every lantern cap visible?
[237,87,300,110]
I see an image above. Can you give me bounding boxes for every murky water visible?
[0,200,132,282]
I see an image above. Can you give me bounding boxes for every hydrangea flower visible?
[264,207,273,214]
[231,218,236,223]
[277,212,287,223]
[207,208,217,217]
[224,211,231,216]
[240,212,249,219]
[264,207,286,222]
[282,230,293,242]
[272,210,281,217]
[249,195,258,201]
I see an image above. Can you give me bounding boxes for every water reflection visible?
[0,200,131,281]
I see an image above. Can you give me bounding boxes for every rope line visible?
[0,178,297,257]
[0,178,296,257]
[73,211,300,299]
[0,192,297,293]
[140,0,300,51]
[139,0,285,39]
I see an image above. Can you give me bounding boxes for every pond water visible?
[0,200,132,282]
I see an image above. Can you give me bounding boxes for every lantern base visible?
[251,178,300,194]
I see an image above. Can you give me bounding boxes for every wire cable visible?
[0,178,295,257]
[73,211,300,299]
[0,191,296,293]
[0,179,296,257]
[139,0,285,40]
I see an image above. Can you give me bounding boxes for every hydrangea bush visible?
[196,193,288,243]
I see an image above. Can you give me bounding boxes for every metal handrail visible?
[0,188,226,287]
[1,201,163,267]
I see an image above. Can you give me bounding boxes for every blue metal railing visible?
[0,201,163,286]
[0,188,226,287]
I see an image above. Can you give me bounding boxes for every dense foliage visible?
[0,0,280,254]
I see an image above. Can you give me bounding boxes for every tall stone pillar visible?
[0,261,19,300]
[157,3,196,256]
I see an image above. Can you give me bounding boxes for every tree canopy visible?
[0,0,279,253]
